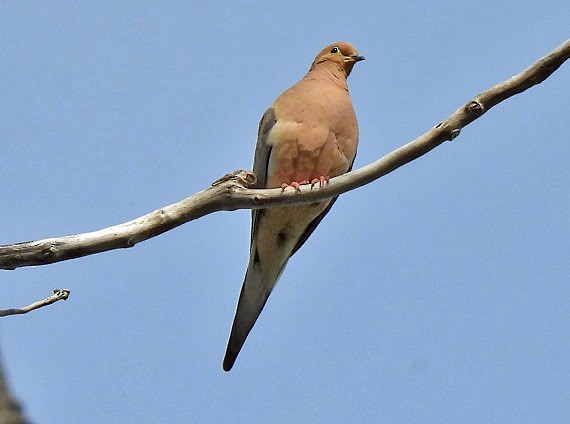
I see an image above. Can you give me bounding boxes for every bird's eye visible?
[330,47,339,54]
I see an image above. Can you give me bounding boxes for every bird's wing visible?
[223,107,278,371]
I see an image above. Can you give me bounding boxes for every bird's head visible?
[309,42,365,77]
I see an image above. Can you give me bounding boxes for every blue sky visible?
[1,2,569,423]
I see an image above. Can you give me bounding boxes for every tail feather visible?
[223,259,271,371]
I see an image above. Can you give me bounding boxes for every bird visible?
[223,42,364,371]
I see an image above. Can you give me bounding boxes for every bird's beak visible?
[348,55,365,63]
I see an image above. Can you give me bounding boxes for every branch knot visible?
[466,100,484,116]
[212,170,257,189]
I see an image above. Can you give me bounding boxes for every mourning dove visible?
[223,42,364,371]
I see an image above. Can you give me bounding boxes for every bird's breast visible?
[265,113,357,188]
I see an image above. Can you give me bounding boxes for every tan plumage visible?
[223,42,364,371]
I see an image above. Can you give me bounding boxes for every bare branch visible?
[0,290,70,317]
[1,39,569,271]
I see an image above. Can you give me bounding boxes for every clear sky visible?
[1,2,569,423]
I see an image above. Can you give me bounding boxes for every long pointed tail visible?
[223,258,271,371]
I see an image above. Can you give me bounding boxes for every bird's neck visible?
[305,63,349,91]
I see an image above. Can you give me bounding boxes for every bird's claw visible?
[281,180,309,192]
[310,176,329,190]
[281,176,329,192]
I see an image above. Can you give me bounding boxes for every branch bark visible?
[1,39,569,271]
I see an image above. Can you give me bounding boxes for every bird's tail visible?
[223,249,287,371]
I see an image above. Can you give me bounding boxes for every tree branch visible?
[0,290,70,317]
[1,39,569,271]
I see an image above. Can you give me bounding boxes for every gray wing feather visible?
[223,108,276,371]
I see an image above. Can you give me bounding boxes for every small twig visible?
[1,39,569,271]
[0,289,70,317]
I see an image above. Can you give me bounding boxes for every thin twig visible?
[0,289,70,317]
[1,39,569,271]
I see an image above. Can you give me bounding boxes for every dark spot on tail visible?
[253,248,260,264]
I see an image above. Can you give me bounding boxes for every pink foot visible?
[310,176,330,189]
[281,180,309,192]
